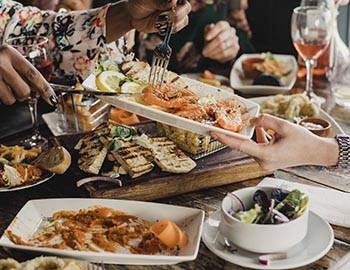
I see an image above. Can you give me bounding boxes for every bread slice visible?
[150,137,196,173]
[77,132,109,175]
[35,146,71,174]
[110,141,154,178]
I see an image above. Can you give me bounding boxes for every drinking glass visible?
[6,36,54,148]
[291,5,332,102]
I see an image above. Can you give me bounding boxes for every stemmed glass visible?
[291,4,332,103]
[6,36,54,148]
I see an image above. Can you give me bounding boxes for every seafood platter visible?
[83,60,260,139]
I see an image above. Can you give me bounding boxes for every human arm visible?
[0,44,56,105]
[211,114,339,171]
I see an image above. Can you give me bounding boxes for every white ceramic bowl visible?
[219,187,309,253]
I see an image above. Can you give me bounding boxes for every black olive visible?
[253,73,281,86]
[271,189,290,203]
[253,190,270,213]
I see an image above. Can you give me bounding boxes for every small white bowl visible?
[219,187,309,253]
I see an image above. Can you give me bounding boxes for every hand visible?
[0,45,57,106]
[335,0,349,5]
[211,114,339,171]
[202,21,240,63]
[127,0,191,33]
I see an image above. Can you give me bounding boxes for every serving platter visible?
[0,171,54,193]
[0,198,204,265]
[82,75,260,139]
[230,54,298,95]
[249,96,345,136]
[202,210,334,270]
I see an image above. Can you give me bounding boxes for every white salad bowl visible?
[219,187,309,253]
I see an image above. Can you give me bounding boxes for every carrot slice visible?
[151,220,184,248]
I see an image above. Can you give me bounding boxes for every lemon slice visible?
[121,81,146,94]
[96,71,126,92]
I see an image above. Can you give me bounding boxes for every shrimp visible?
[175,104,208,121]
[142,84,198,109]
[208,100,244,132]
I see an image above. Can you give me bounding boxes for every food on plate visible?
[151,220,188,249]
[157,123,224,155]
[230,189,308,224]
[242,53,289,80]
[75,126,110,175]
[0,257,86,270]
[299,117,331,137]
[253,73,281,87]
[142,85,247,132]
[6,207,188,255]
[261,94,319,121]
[150,137,197,173]
[76,124,197,177]
[199,70,221,87]
[0,145,45,188]
[35,146,71,174]
[109,107,140,125]
[109,140,154,178]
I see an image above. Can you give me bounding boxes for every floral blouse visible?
[0,0,119,81]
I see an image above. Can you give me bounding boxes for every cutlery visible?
[149,0,185,86]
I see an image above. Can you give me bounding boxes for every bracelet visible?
[335,134,350,170]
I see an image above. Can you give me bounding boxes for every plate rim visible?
[230,53,298,93]
[202,210,334,270]
[0,172,55,193]
[83,75,260,139]
[0,198,205,264]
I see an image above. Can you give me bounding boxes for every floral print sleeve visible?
[0,0,110,80]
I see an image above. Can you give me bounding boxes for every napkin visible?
[258,177,350,228]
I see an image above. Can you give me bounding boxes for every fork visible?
[149,22,173,86]
[149,0,185,86]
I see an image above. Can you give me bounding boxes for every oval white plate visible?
[202,210,334,270]
[230,54,298,96]
[0,172,54,193]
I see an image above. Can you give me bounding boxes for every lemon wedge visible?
[121,81,146,94]
[96,70,126,92]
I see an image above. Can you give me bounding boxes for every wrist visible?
[312,137,339,167]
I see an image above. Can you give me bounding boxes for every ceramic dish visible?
[230,54,298,95]
[220,187,309,253]
[202,210,333,270]
[0,198,204,265]
[83,76,260,139]
[0,172,54,193]
[249,96,344,137]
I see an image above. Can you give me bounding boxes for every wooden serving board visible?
[57,133,272,202]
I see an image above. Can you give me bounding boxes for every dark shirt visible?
[247,0,301,55]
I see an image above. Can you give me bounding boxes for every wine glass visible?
[6,36,54,148]
[291,5,332,103]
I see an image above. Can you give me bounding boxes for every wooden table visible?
[0,84,349,269]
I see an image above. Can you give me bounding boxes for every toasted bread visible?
[150,137,196,173]
[35,146,71,174]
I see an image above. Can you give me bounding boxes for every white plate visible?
[202,210,334,270]
[249,96,345,135]
[0,198,204,265]
[230,54,298,95]
[0,172,54,193]
[83,75,260,139]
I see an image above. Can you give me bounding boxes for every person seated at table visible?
[0,0,190,80]
[0,0,191,105]
[212,114,349,171]
[136,0,254,75]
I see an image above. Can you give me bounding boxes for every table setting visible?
[1,0,350,269]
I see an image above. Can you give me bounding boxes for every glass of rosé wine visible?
[6,35,54,148]
[291,5,332,102]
